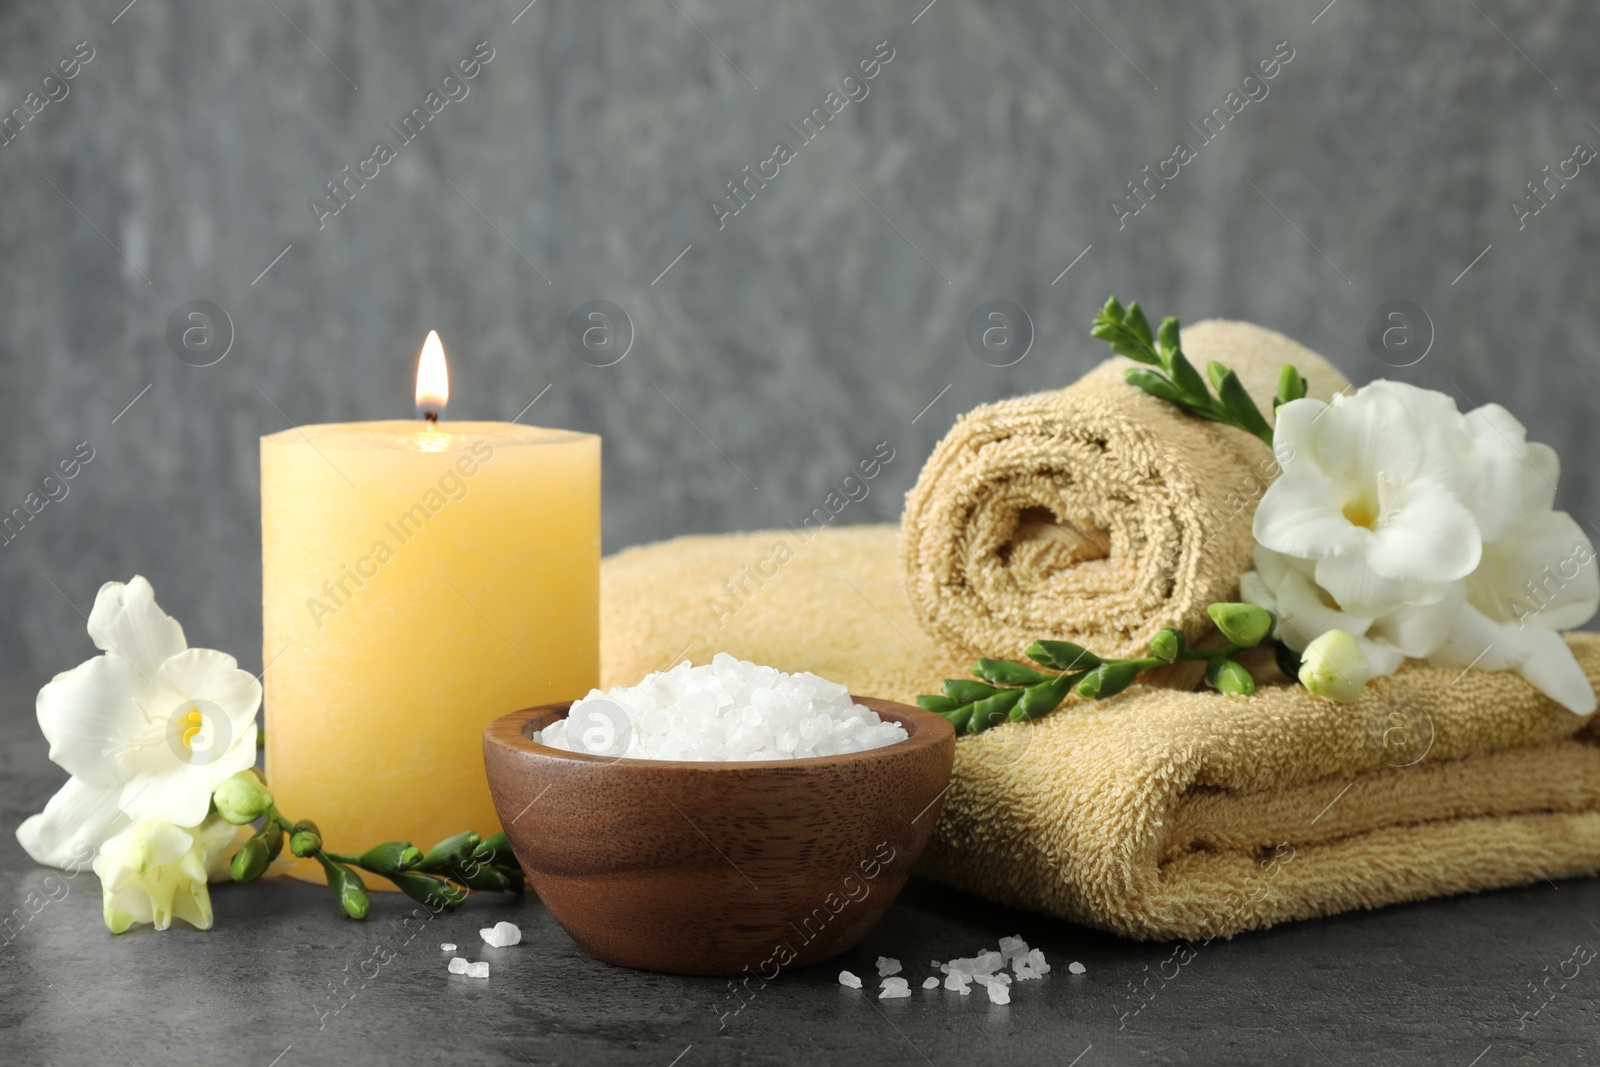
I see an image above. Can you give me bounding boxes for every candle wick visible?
[424,411,439,425]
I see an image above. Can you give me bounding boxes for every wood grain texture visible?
[484,697,953,975]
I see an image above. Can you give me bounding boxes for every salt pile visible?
[840,935,1057,1007]
[480,921,522,947]
[537,654,907,761]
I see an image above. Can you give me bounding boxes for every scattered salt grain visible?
[536,654,908,761]
[447,957,469,974]
[879,977,911,999]
[839,970,862,989]
[1068,961,1086,975]
[979,977,1012,1005]
[876,956,902,977]
[922,977,940,990]
[944,972,972,994]
[440,943,457,952]
[1026,948,1052,975]
[465,961,490,979]
[480,921,522,948]
[998,935,1028,964]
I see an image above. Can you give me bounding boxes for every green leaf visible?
[973,658,1052,686]
[942,679,1000,703]
[966,688,1024,734]
[1157,316,1180,359]
[1124,302,1154,345]
[1205,657,1256,696]
[1214,368,1275,444]
[1126,368,1188,406]
[1026,640,1102,671]
[916,694,963,714]
[1275,364,1306,409]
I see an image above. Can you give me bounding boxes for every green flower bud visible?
[212,771,275,826]
[289,819,322,858]
[1205,657,1256,696]
[942,679,1001,703]
[1149,628,1185,663]
[455,864,513,893]
[230,835,271,883]
[1014,671,1077,721]
[1074,661,1144,701]
[471,832,512,865]
[262,820,285,861]
[1025,640,1102,671]
[1275,364,1307,409]
[391,871,468,910]
[316,854,369,919]
[966,688,1024,734]
[916,694,963,714]
[1298,630,1371,703]
[974,659,1051,686]
[417,831,481,874]
[354,841,423,876]
[1208,602,1274,647]
[1125,368,1187,406]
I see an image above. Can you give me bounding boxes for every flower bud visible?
[1205,657,1255,696]
[1149,628,1184,663]
[212,771,275,825]
[1208,602,1273,647]
[289,820,322,858]
[417,831,481,873]
[974,659,1050,686]
[231,835,271,883]
[1026,640,1101,671]
[1074,661,1143,701]
[355,841,423,876]
[1298,630,1371,703]
[316,854,369,920]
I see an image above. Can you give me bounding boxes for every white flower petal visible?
[156,648,263,731]
[1517,629,1597,715]
[1354,636,1407,677]
[1269,398,1325,472]
[1313,552,1413,617]
[99,818,195,873]
[87,576,187,678]
[16,776,130,872]
[1469,510,1598,632]
[1365,589,1463,658]
[1427,603,1529,673]
[35,656,155,787]
[120,730,258,827]
[1521,443,1560,512]
[1365,478,1481,583]
[1314,381,1430,493]
[1270,567,1374,651]
[1253,469,1369,560]
[1464,404,1535,542]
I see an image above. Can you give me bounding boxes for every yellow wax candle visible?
[261,354,598,886]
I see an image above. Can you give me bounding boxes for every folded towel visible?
[899,320,1350,663]
[602,524,1600,940]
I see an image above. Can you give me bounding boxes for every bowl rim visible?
[484,695,952,771]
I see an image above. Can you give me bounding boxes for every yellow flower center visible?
[181,708,206,750]
[1342,500,1378,530]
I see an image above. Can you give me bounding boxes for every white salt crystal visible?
[447,957,469,974]
[440,943,457,952]
[535,655,908,761]
[1014,961,1040,980]
[480,921,522,948]
[465,961,490,979]
[998,935,1028,963]
[922,977,940,990]
[1068,961,1086,975]
[876,956,902,977]
[879,977,911,999]
[944,972,972,994]
[985,981,1011,1005]
[1026,948,1051,975]
[839,970,863,989]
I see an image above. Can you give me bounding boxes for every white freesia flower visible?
[92,814,243,933]
[1244,381,1598,714]
[17,576,262,871]
[1298,630,1371,703]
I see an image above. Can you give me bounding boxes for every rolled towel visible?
[899,320,1350,663]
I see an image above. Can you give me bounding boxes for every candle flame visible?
[415,330,450,418]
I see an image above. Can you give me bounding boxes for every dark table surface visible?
[3,689,1597,1067]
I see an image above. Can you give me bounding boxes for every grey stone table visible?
[3,690,1596,1067]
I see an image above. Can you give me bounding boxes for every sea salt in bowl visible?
[482,661,954,976]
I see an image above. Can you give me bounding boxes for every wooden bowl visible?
[482,697,954,975]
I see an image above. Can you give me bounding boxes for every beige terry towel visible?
[900,320,1349,664]
[603,525,1600,940]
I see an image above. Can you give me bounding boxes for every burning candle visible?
[261,333,599,886]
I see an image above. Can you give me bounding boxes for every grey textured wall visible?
[1,0,1596,677]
